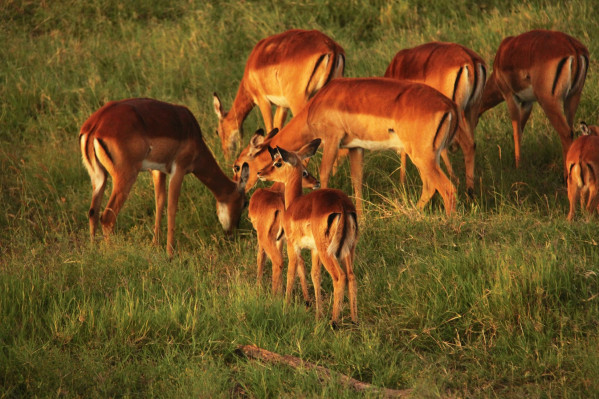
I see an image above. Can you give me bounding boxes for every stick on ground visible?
[237,344,413,398]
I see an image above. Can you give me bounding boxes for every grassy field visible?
[2,0,599,397]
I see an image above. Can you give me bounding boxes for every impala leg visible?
[505,95,533,169]
[261,232,284,295]
[273,107,288,129]
[537,96,573,180]
[319,250,346,326]
[88,168,107,241]
[152,170,166,246]
[319,141,340,189]
[586,183,599,217]
[416,160,456,215]
[455,117,476,196]
[256,98,274,133]
[296,255,311,305]
[400,151,407,185]
[440,148,456,184]
[101,172,138,239]
[566,175,579,221]
[285,245,300,305]
[348,147,364,218]
[311,251,323,319]
[255,240,266,287]
[166,168,186,257]
[344,246,358,324]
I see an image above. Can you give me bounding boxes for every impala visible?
[257,139,358,326]
[566,121,599,220]
[248,144,320,298]
[79,98,249,256]
[480,30,589,176]
[233,77,459,217]
[213,29,345,160]
[385,41,487,195]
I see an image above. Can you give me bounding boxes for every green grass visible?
[2,0,599,397]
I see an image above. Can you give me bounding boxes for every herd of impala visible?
[80,28,596,326]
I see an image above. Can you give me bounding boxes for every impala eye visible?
[233,165,240,173]
[302,170,308,177]
[275,162,282,168]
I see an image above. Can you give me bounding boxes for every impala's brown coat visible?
[257,140,358,325]
[214,29,345,160]
[233,77,459,216]
[248,169,319,298]
[480,30,589,175]
[385,41,487,194]
[566,123,599,220]
[80,98,247,256]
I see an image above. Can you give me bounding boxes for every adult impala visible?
[213,29,345,160]
[480,30,589,176]
[257,139,358,326]
[233,78,459,217]
[80,98,249,256]
[385,42,487,195]
[566,121,599,220]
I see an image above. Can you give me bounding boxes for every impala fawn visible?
[566,121,599,220]
[257,139,358,327]
[248,133,320,299]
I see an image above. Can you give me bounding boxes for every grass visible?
[2,0,599,397]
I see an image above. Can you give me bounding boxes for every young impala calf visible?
[79,98,249,256]
[248,132,320,298]
[566,121,599,220]
[213,29,345,160]
[257,139,358,327]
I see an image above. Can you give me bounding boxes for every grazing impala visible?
[385,42,487,195]
[257,139,358,326]
[566,121,599,220]
[480,30,589,176]
[233,78,459,217]
[79,98,249,256]
[248,134,320,297]
[213,29,345,160]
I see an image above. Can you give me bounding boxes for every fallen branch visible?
[237,344,413,398]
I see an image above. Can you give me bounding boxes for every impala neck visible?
[283,169,304,210]
[193,140,237,201]
[225,82,255,129]
[272,105,312,150]
[479,72,505,116]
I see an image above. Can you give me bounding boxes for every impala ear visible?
[213,93,225,119]
[265,128,279,141]
[298,138,321,160]
[580,121,590,135]
[276,146,294,164]
[238,162,250,191]
[267,145,279,160]
[249,131,266,149]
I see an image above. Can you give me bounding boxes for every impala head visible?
[213,93,241,161]
[257,139,322,184]
[232,128,281,190]
[215,162,250,233]
[580,121,599,137]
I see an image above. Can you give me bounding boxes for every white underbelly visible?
[142,160,171,174]
[295,235,316,251]
[266,95,290,108]
[344,135,405,152]
[516,86,536,102]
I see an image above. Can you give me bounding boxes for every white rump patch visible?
[295,235,317,251]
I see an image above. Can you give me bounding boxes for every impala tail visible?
[433,109,459,157]
[552,53,588,97]
[306,51,345,98]
[326,211,358,259]
[453,61,487,112]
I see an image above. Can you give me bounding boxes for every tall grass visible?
[1,0,599,396]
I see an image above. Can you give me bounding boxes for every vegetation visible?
[1,0,598,396]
